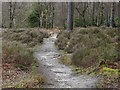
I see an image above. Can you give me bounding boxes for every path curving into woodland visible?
[34,34,98,88]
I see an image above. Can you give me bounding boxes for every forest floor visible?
[34,34,98,88]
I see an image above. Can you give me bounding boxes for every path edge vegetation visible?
[2,28,51,88]
[55,27,120,88]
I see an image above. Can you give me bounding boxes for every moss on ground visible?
[99,67,119,77]
[95,67,119,88]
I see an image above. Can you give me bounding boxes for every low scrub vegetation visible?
[2,28,49,66]
[56,27,118,68]
[2,41,35,66]
[56,27,119,88]
[3,29,49,47]
[60,55,72,65]
[2,28,48,88]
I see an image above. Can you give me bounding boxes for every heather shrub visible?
[3,29,49,47]
[71,47,98,68]
[55,31,70,50]
[56,27,118,67]
[2,41,36,66]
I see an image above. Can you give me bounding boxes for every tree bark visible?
[52,4,54,28]
[105,3,109,27]
[118,1,120,28]
[9,2,12,28]
[100,4,104,26]
[45,5,48,29]
[92,2,95,26]
[37,0,42,28]
[110,3,115,27]
[9,2,16,28]
[118,1,120,62]
[67,2,74,32]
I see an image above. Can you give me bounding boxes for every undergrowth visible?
[60,55,72,65]
[56,27,119,88]
[2,41,36,67]
[2,28,48,88]
[3,29,49,47]
[2,64,45,88]
[56,27,118,68]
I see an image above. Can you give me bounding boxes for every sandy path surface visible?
[34,34,98,88]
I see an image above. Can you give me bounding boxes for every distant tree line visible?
[28,2,55,29]
[1,2,120,29]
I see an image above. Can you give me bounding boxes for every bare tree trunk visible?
[97,13,101,26]
[118,1,120,28]
[92,2,95,26]
[37,0,41,28]
[67,2,74,31]
[40,4,43,28]
[45,5,48,29]
[118,1,120,63]
[52,4,54,28]
[100,4,104,26]
[110,3,115,27]
[9,2,16,28]
[105,3,109,27]
[41,11,43,28]
[9,2,12,28]
[46,16,48,29]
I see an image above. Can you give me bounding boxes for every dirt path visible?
[34,34,98,88]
